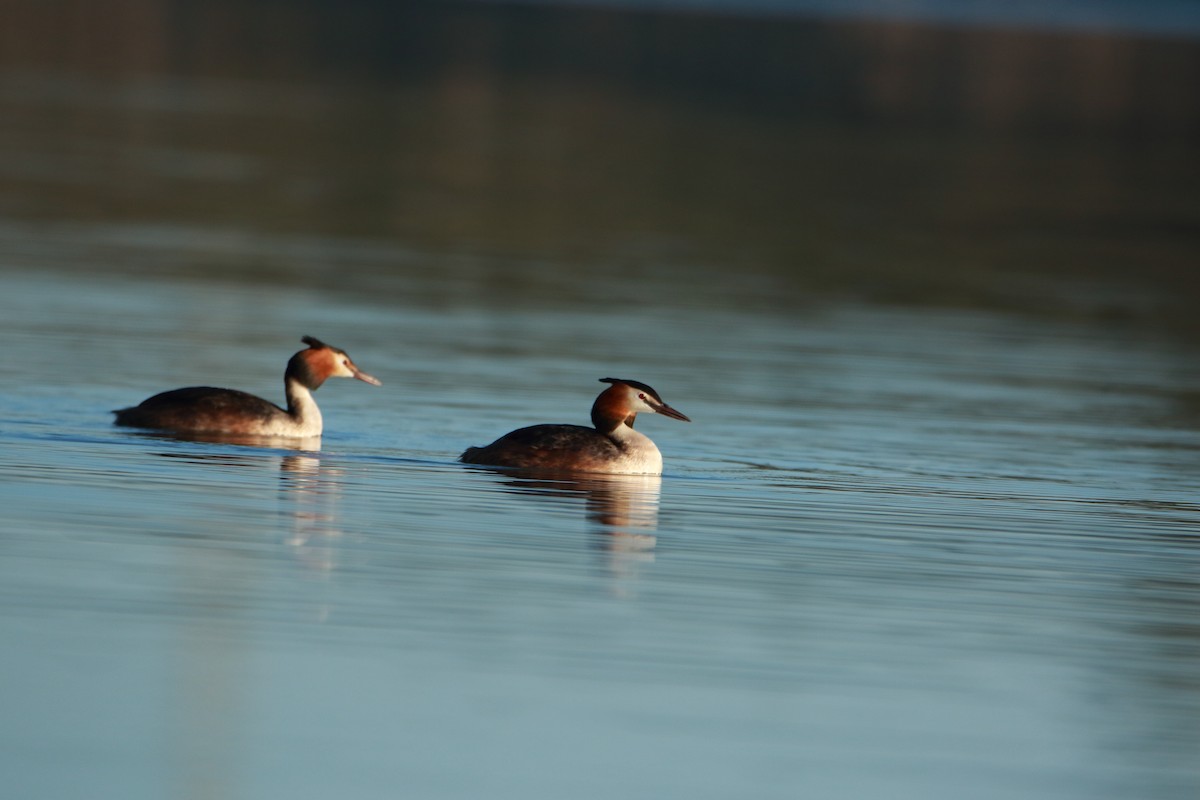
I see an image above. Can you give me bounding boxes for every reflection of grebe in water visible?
[113,336,381,439]
[279,454,345,576]
[580,475,662,543]
[474,468,663,554]
[460,378,689,475]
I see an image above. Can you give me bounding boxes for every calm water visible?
[3,3,1200,799]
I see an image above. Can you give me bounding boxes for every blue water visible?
[2,265,1197,799]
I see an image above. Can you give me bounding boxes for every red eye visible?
[638,393,646,400]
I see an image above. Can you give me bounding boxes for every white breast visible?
[606,425,665,475]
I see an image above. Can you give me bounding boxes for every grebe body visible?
[113,336,381,438]
[460,378,689,475]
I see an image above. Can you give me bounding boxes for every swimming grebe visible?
[113,336,381,438]
[460,378,690,475]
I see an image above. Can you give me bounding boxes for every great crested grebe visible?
[460,378,690,475]
[113,336,381,438]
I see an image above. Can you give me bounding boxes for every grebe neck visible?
[284,376,323,435]
[590,388,635,435]
[593,392,659,465]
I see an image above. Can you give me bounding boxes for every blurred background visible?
[2,0,1197,323]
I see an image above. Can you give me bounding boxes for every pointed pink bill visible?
[352,367,382,386]
[651,400,690,422]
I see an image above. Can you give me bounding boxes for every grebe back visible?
[113,335,381,438]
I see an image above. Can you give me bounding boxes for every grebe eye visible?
[638,393,646,400]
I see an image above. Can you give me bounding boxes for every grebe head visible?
[288,335,383,390]
[595,377,690,429]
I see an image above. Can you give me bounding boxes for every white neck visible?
[283,378,324,437]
